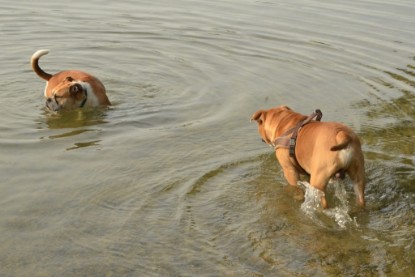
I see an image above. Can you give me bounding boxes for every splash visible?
[299,181,358,229]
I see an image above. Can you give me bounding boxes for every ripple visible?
[2,0,415,275]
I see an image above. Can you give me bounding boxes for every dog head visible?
[45,76,88,111]
[251,105,293,144]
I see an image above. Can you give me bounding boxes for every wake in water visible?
[299,181,359,229]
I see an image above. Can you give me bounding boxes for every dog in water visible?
[251,105,365,209]
[31,49,111,111]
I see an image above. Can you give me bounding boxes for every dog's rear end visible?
[251,106,365,209]
[333,131,365,208]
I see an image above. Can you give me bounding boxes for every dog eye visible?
[70,84,83,94]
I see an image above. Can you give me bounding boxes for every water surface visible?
[0,0,414,276]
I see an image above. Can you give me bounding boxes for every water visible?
[1,0,414,276]
[300,180,357,230]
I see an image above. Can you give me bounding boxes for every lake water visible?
[1,0,414,276]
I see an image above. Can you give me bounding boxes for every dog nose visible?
[46,98,52,103]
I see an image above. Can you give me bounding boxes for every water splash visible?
[299,181,358,229]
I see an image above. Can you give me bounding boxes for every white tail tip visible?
[31,49,50,60]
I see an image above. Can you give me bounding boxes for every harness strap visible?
[289,109,322,157]
[272,109,323,174]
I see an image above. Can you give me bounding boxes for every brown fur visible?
[31,49,111,111]
[251,105,365,209]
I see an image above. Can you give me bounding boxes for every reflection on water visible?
[361,89,415,158]
[66,140,102,151]
[40,107,109,130]
[46,129,96,139]
[37,107,109,150]
[354,64,415,275]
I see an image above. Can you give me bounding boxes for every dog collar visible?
[79,91,88,108]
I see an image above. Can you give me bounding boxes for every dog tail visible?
[330,130,351,151]
[31,49,52,81]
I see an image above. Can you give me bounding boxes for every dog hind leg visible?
[309,173,331,209]
[347,157,365,208]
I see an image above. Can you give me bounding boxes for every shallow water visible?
[1,0,414,276]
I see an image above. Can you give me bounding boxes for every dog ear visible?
[250,110,266,124]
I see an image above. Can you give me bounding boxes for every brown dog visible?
[31,49,111,111]
[251,105,365,209]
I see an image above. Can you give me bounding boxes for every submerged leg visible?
[277,150,300,187]
[283,167,299,187]
[282,167,304,201]
[310,173,331,209]
[347,161,366,208]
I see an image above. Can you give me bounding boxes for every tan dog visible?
[31,49,111,111]
[251,105,365,209]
